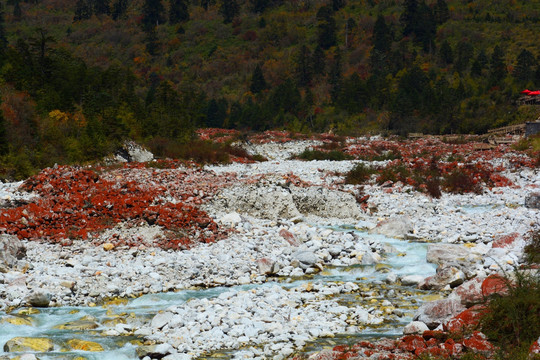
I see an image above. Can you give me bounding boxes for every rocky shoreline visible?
[0,136,539,359]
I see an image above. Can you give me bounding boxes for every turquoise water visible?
[0,228,437,359]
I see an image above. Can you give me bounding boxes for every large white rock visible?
[369,216,413,239]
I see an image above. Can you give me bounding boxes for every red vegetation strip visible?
[0,164,233,249]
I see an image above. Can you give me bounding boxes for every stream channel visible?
[0,225,439,360]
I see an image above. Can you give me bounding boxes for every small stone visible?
[103,243,115,251]
[403,321,429,334]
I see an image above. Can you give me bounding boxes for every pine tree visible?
[316,5,336,50]
[400,0,418,37]
[311,45,326,76]
[489,45,506,85]
[416,1,436,52]
[13,1,22,20]
[513,49,535,83]
[219,0,239,24]
[0,8,7,53]
[73,0,92,21]
[142,0,165,31]
[94,0,110,15]
[332,0,346,11]
[0,104,7,155]
[373,15,391,54]
[169,0,189,24]
[295,45,312,87]
[433,0,449,25]
[438,39,453,65]
[329,49,342,103]
[250,64,267,94]
[454,39,473,73]
[112,0,128,20]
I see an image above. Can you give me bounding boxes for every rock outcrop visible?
[0,234,26,273]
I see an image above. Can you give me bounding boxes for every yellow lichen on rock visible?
[4,337,55,352]
[67,339,104,352]
[18,307,41,315]
[103,243,115,251]
[1,316,33,326]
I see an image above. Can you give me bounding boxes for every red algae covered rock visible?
[463,332,495,355]
[1,165,233,249]
[444,306,486,333]
[451,277,485,306]
[481,274,509,297]
[492,232,521,249]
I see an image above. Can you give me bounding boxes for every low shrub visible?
[524,229,540,265]
[442,168,483,194]
[479,269,540,357]
[344,163,374,184]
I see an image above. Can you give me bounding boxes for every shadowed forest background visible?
[0,0,539,179]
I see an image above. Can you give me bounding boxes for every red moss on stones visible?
[0,165,233,249]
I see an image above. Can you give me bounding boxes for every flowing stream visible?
[0,227,438,359]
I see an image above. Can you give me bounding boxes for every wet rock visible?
[1,315,33,326]
[54,317,99,330]
[136,343,174,359]
[413,298,466,329]
[67,339,104,351]
[0,234,26,273]
[25,290,51,307]
[4,337,54,352]
[403,321,429,335]
[524,192,540,209]
[369,216,413,239]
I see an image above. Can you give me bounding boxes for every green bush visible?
[480,269,540,357]
[344,163,374,184]
[296,149,353,161]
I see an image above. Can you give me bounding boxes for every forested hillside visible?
[0,0,539,179]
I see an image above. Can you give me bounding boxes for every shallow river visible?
[0,227,438,359]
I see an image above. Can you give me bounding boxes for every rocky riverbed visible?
[0,135,539,359]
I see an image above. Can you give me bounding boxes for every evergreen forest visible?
[0,0,539,179]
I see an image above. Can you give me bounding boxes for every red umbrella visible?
[528,90,540,96]
[521,89,531,94]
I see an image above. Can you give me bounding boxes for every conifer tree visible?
[489,45,506,85]
[169,0,189,24]
[142,0,165,31]
[0,104,7,155]
[513,49,535,83]
[311,45,326,76]
[0,8,7,53]
[250,64,267,94]
[94,0,110,15]
[373,15,391,54]
[13,1,22,20]
[112,0,128,20]
[296,45,312,87]
[74,0,92,21]
[316,5,336,50]
[219,0,239,24]
[438,39,453,65]
[433,0,449,25]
